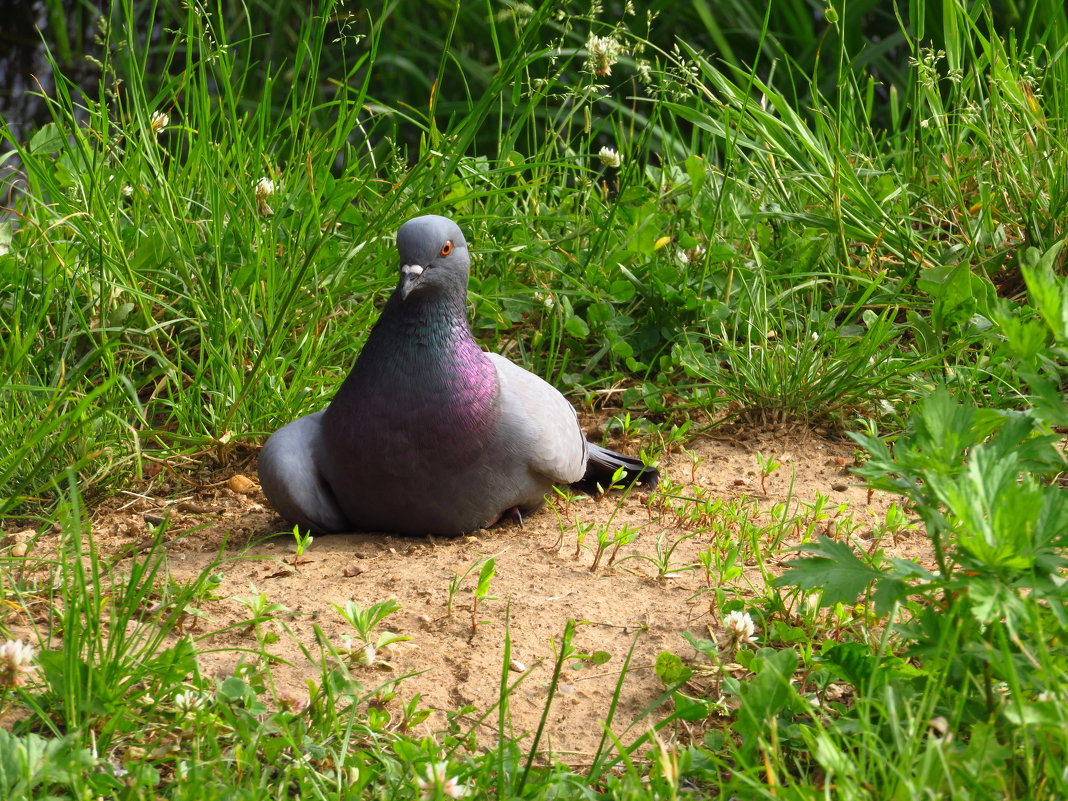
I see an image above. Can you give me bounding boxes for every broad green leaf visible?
[564,315,589,339]
[0,730,96,794]
[654,651,692,685]
[1021,247,1068,340]
[684,154,706,189]
[734,648,802,759]
[681,631,718,659]
[672,690,712,721]
[589,650,611,666]
[28,122,65,155]
[774,536,884,607]
[967,577,1018,624]
[607,279,635,302]
[821,642,880,688]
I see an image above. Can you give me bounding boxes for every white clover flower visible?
[0,639,38,688]
[598,146,621,168]
[678,243,705,264]
[722,610,758,649]
[255,177,276,198]
[108,757,130,778]
[532,291,555,310]
[416,761,468,799]
[341,635,377,666]
[149,110,169,135]
[278,691,309,714]
[585,33,623,77]
[255,177,276,216]
[173,690,208,715]
[356,642,377,666]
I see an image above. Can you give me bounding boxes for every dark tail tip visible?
[575,442,659,493]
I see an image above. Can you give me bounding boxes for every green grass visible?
[1,0,1067,797]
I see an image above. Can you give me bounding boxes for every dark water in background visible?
[0,1,102,210]
[1,1,104,141]
[0,2,51,146]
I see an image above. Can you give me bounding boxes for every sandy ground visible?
[5,423,933,762]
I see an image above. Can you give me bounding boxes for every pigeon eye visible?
[439,240,453,257]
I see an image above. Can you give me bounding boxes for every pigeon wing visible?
[488,353,587,485]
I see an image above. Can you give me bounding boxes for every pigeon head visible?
[395,215,470,301]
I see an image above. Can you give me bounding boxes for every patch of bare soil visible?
[13,426,935,761]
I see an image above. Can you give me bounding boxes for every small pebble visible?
[227,474,256,494]
[1,529,34,547]
[509,659,527,672]
[342,565,366,577]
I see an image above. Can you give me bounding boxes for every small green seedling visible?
[657,420,693,457]
[873,501,916,542]
[446,551,504,621]
[546,487,577,551]
[590,522,642,571]
[289,524,314,566]
[334,598,409,667]
[619,530,699,579]
[233,586,289,646]
[398,693,432,732]
[572,520,594,561]
[235,585,290,630]
[471,556,497,632]
[589,525,612,571]
[683,447,706,482]
[698,541,744,614]
[593,464,630,498]
[168,571,226,629]
[567,648,612,671]
[609,411,637,444]
[756,451,782,494]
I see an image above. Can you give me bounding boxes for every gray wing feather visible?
[488,353,586,485]
[258,411,351,534]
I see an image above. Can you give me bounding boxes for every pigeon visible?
[258,214,657,536]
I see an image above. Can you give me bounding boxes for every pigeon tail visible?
[576,442,659,493]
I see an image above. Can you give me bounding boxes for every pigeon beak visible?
[399,264,424,300]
